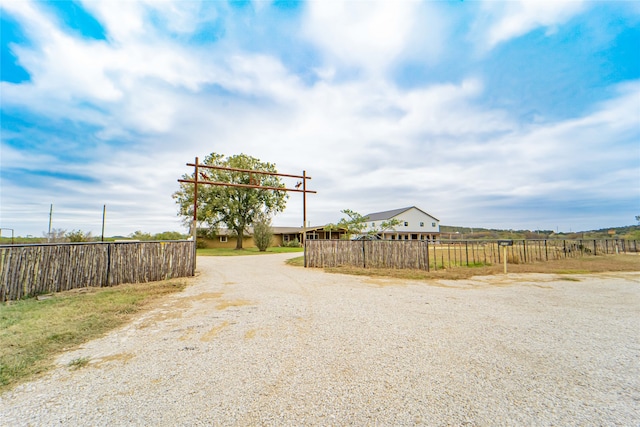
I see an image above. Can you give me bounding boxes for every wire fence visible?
[0,240,195,302]
[305,239,639,270]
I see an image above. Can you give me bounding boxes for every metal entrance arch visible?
[178,157,317,272]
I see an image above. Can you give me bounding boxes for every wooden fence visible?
[0,241,195,302]
[305,239,638,270]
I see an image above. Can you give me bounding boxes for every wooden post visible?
[503,245,507,274]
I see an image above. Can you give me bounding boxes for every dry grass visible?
[0,279,188,392]
[320,254,639,281]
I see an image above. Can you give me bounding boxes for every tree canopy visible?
[173,153,288,249]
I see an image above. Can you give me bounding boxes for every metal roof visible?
[364,206,440,222]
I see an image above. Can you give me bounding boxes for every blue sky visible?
[1,0,639,237]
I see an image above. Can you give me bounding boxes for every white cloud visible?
[302,1,421,75]
[1,1,637,235]
[477,0,585,50]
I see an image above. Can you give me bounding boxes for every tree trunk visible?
[235,227,244,249]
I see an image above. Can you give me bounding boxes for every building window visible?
[420,222,424,227]
[371,222,375,227]
[404,221,408,226]
[219,236,228,243]
[432,222,436,227]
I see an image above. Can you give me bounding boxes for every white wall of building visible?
[364,207,439,234]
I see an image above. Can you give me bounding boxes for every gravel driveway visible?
[1,254,639,426]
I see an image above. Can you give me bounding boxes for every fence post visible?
[105,243,112,287]
[465,241,469,267]
[425,241,430,272]
[362,240,366,268]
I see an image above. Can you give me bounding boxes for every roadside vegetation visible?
[0,230,188,245]
[287,254,639,280]
[440,224,640,241]
[198,247,303,256]
[0,279,187,393]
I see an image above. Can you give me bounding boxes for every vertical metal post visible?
[545,239,548,261]
[192,157,199,276]
[302,170,307,245]
[193,157,199,239]
[465,240,469,267]
[101,205,106,242]
[48,204,53,242]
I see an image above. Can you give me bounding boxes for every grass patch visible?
[68,356,90,370]
[0,279,187,393]
[197,247,304,256]
[285,256,305,267]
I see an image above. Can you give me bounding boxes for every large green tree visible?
[173,153,288,249]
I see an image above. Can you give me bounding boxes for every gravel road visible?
[1,254,639,426]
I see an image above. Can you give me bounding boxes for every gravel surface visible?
[1,254,639,426]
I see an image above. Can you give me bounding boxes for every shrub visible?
[252,215,273,252]
[153,231,187,240]
[283,238,301,248]
[66,229,92,242]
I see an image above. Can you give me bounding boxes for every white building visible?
[363,206,440,241]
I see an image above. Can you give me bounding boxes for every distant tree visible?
[636,215,640,225]
[335,209,368,238]
[153,231,187,240]
[252,214,273,252]
[173,153,288,249]
[66,229,92,242]
[130,230,153,240]
[376,218,402,235]
[43,228,67,243]
[325,209,401,239]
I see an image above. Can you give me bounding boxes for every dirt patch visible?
[324,254,639,282]
[91,353,136,368]
[216,299,252,310]
[200,321,230,341]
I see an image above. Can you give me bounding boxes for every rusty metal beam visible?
[186,163,312,180]
[178,178,317,193]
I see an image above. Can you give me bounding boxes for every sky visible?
[1,0,639,237]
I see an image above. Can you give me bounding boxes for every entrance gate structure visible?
[178,157,317,273]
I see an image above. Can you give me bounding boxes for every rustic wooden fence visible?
[0,241,195,302]
[305,239,638,270]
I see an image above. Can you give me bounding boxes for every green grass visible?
[68,356,90,370]
[0,280,187,393]
[197,247,304,256]
[285,256,305,267]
